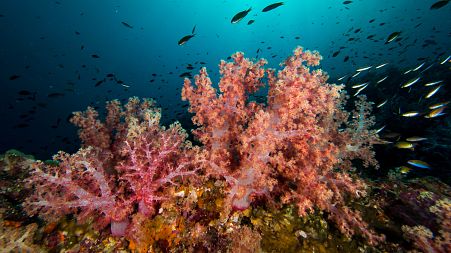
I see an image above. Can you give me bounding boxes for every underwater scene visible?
[0,0,450,252]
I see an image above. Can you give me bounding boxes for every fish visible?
[262,2,284,12]
[375,63,388,69]
[179,72,192,78]
[407,160,431,169]
[377,76,388,84]
[406,136,427,142]
[401,111,420,117]
[424,80,443,86]
[429,101,449,110]
[375,125,386,134]
[343,56,349,62]
[352,82,369,89]
[395,141,415,150]
[401,77,420,88]
[440,55,450,64]
[91,54,100,58]
[399,166,411,174]
[121,21,133,28]
[95,79,105,87]
[178,25,196,46]
[247,20,255,25]
[356,66,371,72]
[9,75,20,80]
[231,7,252,23]
[385,32,400,44]
[351,72,361,78]
[47,92,65,98]
[353,83,369,96]
[337,75,348,81]
[425,106,447,118]
[376,99,388,108]
[430,0,450,10]
[343,1,352,4]
[412,62,425,71]
[332,51,340,57]
[18,90,32,96]
[425,85,442,99]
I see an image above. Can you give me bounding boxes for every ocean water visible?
[0,1,450,252]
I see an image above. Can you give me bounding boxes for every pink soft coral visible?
[24,97,202,235]
[182,46,383,243]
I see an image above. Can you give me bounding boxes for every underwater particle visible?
[262,2,284,12]
[385,31,400,44]
[430,0,449,10]
[121,21,133,28]
[231,7,252,23]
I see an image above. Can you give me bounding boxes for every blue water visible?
[1,0,450,159]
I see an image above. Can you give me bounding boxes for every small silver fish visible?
[412,62,425,71]
[352,82,369,89]
[401,111,420,117]
[375,63,388,69]
[424,80,443,86]
[376,99,388,108]
[440,55,450,65]
[425,85,442,99]
[351,72,361,78]
[356,66,372,72]
[429,101,449,110]
[353,83,369,96]
[401,77,420,88]
[377,76,388,84]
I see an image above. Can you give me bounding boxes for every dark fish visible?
[14,123,29,128]
[343,1,352,4]
[344,56,349,62]
[91,54,100,58]
[121,21,133,28]
[9,75,20,80]
[385,32,400,44]
[95,79,104,87]
[262,2,284,12]
[247,20,255,25]
[106,73,114,77]
[178,34,195,46]
[231,7,252,23]
[178,25,196,45]
[332,51,340,57]
[430,0,449,9]
[179,72,192,78]
[75,31,80,35]
[369,19,375,23]
[47,92,65,98]
[18,90,32,96]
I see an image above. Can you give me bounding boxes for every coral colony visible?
[23,46,385,248]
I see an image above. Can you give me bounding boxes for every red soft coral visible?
[182,46,383,243]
